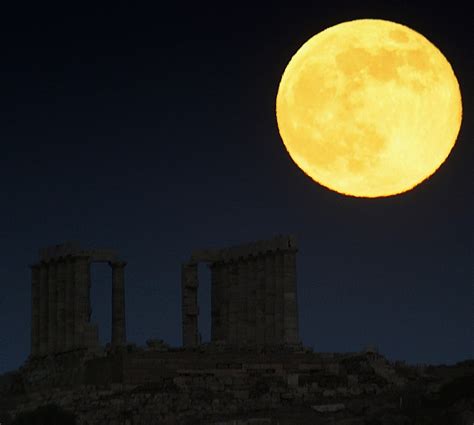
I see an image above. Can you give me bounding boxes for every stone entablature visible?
[190,235,297,264]
[39,242,119,263]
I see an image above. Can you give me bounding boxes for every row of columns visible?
[181,249,299,348]
[30,256,127,357]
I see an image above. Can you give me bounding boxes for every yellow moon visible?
[276,19,462,197]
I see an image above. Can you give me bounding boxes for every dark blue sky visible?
[0,2,472,373]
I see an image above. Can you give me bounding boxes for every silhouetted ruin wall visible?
[182,235,299,348]
[29,243,127,359]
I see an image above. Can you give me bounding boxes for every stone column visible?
[48,261,58,353]
[74,255,90,348]
[264,253,276,345]
[30,264,41,357]
[56,259,67,352]
[219,262,230,343]
[255,255,266,346]
[247,256,257,346]
[274,251,284,344]
[210,263,217,341]
[210,262,224,342]
[181,262,198,347]
[283,249,299,345]
[110,261,127,347]
[65,257,75,350]
[227,261,239,346]
[237,258,248,346]
[39,262,49,355]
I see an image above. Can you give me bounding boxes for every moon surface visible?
[276,19,462,197]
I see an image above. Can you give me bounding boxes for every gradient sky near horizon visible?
[0,2,472,374]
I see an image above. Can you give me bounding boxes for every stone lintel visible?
[191,235,297,265]
[39,242,82,261]
[39,242,120,264]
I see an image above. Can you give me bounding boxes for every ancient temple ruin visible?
[9,236,468,425]
[182,235,299,348]
[29,242,126,357]
[29,236,299,360]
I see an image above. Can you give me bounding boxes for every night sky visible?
[0,2,472,374]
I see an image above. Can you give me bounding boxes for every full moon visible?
[276,19,462,197]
